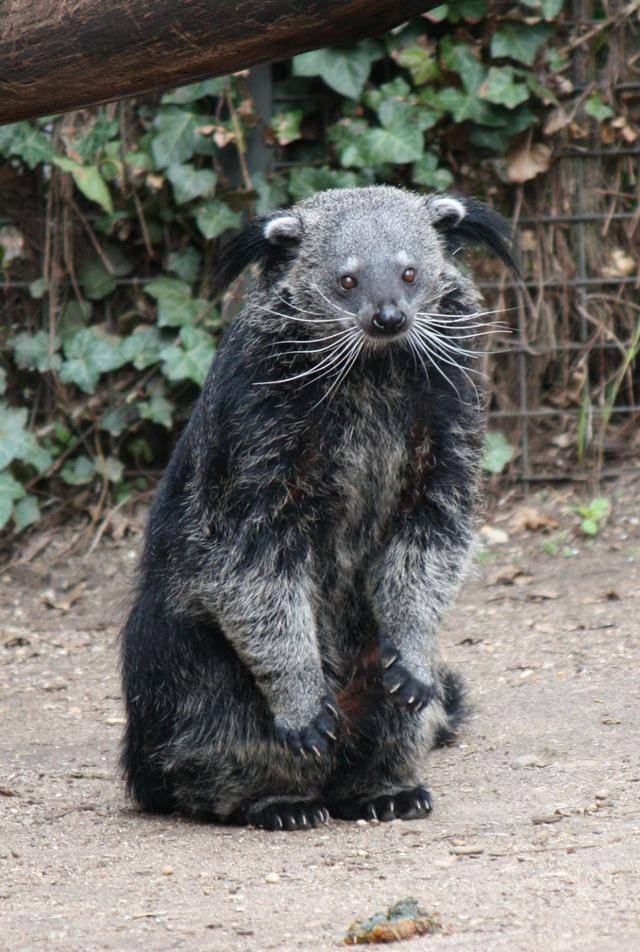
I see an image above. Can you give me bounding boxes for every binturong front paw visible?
[380,642,436,712]
[274,693,341,760]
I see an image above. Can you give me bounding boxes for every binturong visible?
[120,185,518,830]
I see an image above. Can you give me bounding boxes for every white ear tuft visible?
[430,196,467,226]
[263,214,302,244]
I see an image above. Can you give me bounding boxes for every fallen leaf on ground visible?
[41,582,86,613]
[344,898,443,945]
[486,564,528,586]
[509,507,559,532]
[479,525,509,545]
[526,589,560,601]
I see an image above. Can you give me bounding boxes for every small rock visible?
[264,872,280,884]
[356,819,368,827]
[513,754,540,769]
[450,845,484,856]
[161,866,174,876]
[595,789,609,801]
[532,814,563,825]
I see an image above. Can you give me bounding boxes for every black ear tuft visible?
[218,211,303,291]
[429,194,520,277]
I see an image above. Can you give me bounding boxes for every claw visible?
[407,696,415,705]
[299,747,308,760]
[311,745,322,760]
[301,812,308,828]
[274,814,283,830]
[325,701,340,718]
[382,654,398,669]
[388,799,395,817]
[366,803,378,821]
[415,799,423,813]
[323,808,330,823]
[324,729,337,741]
[389,682,402,695]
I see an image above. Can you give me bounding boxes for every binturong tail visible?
[434,668,469,747]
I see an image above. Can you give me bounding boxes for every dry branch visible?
[0,0,434,125]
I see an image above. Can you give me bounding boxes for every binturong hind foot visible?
[246,798,331,831]
[330,785,433,823]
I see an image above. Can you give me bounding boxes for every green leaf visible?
[59,300,93,341]
[60,455,96,486]
[252,173,290,215]
[166,163,217,204]
[588,497,611,520]
[585,95,614,121]
[580,518,598,536]
[0,368,6,395]
[447,0,487,20]
[11,331,62,373]
[121,326,165,368]
[60,328,127,393]
[0,470,26,531]
[99,456,124,484]
[491,24,553,66]
[287,166,360,202]
[100,406,135,437]
[292,40,383,99]
[168,247,202,283]
[162,78,229,104]
[412,153,454,190]
[161,326,215,386]
[479,67,530,110]
[8,123,54,168]
[195,202,242,240]
[29,277,47,299]
[144,277,209,327]
[53,158,113,213]
[13,494,40,532]
[396,44,440,86]
[482,431,515,474]
[139,394,174,429]
[0,406,51,472]
[78,246,132,300]
[364,123,425,165]
[522,0,564,19]
[151,108,206,169]
[271,109,305,146]
[441,40,486,93]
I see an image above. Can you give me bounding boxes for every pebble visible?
[264,872,280,884]
[513,754,539,768]
[161,866,174,876]
[595,789,609,801]
[355,819,368,827]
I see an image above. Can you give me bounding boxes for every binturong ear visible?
[218,211,303,290]
[427,193,520,276]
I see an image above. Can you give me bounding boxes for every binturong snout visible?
[369,304,408,337]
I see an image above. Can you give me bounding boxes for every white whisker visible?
[313,336,364,413]
[410,331,463,401]
[311,283,358,320]
[254,331,358,386]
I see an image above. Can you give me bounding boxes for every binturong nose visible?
[371,304,407,336]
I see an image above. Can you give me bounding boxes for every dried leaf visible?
[506,142,551,183]
[486,563,527,586]
[510,507,559,532]
[41,581,86,613]
[602,249,636,278]
[543,107,571,136]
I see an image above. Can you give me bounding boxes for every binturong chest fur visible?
[121,186,518,830]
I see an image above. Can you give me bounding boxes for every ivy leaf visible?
[59,300,92,341]
[365,122,425,165]
[79,246,133,300]
[395,44,440,85]
[53,158,113,213]
[151,108,204,168]
[412,153,454,190]
[122,327,165,368]
[270,110,305,146]
[479,67,530,110]
[252,173,290,214]
[60,328,127,394]
[491,24,553,66]
[585,95,614,121]
[522,0,564,18]
[195,202,242,240]
[0,406,51,472]
[139,394,174,429]
[0,470,26,531]
[161,326,215,386]
[144,277,209,327]
[483,431,515,474]
[162,78,229,104]
[60,455,96,486]
[13,493,40,531]
[98,456,124,484]
[447,0,487,20]
[166,163,217,204]
[11,331,62,373]
[7,123,54,168]
[441,40,486,92]
[168,247,202,283]
[100,406,136,436]
[288,166,360,202]
[436,88,502,126]
[292,40,383,99]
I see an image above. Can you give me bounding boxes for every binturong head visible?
[219,186,519,354]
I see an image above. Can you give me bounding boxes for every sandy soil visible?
[1,482,639,952]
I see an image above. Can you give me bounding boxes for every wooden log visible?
[0,1,434,125]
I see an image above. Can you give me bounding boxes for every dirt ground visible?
[1,479,639,952]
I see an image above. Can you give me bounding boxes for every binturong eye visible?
[402,267,417,284]
[340,274,358,291]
